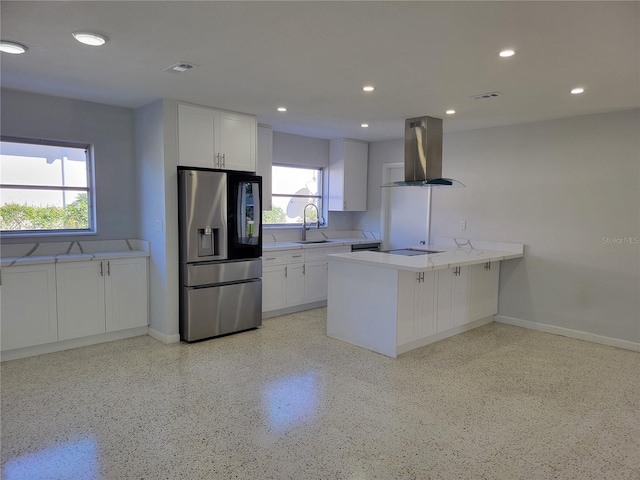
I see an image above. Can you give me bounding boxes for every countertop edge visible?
[2,250,150,267]
[327,248,523,272]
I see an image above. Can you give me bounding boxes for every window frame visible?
[265,163,325,227]
[0,136,97,238]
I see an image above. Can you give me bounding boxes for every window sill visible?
[1,230,97,240]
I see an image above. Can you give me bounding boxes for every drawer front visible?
[304,247,329,262]
[262,251,286,266]
[184,259,262,287]
[328,245,351,255]
[286,251,305,264]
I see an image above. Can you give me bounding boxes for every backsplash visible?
[263,229,381,244]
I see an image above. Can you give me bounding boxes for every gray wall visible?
[0,89,137,242]
[273,131,355,231]
[357,109,640,343]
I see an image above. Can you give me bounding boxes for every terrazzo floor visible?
[1,308,639,480]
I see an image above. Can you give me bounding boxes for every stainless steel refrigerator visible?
[178,168,262,342]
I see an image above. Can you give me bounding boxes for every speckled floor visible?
[1,308,639,480]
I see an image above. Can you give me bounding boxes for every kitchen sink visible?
[294,240,330,244]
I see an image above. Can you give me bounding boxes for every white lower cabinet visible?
[262,245,351,314]
[57,257,149,341]
[262,265,287,311]
[469,261,500,321]
[1,264,58,350]
[56,261,107,341]
[436,266,471,332]
[304,260,328,303]
[105,257,149,332]
[286,263,305,307]
[397,270,437,345]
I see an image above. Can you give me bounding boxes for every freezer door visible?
[184,259,262,287]
[181,279,262,342]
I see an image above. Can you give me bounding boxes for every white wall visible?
[434,110,639,343]
[0,89,137,243]
[134,100,180,341]
[358,110,640,344]
[354,138,404,234]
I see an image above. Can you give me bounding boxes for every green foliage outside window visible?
[262,205,286,224]
[0,194,89,231]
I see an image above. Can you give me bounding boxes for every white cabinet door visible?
[219,111,256,172]
[437,266,470,332]
[257,125,273,210]
[397,270,438,346]
[470,261,500,321]
[304,260,328,303]
[178,103,219,168]
[262,265,287,312]
[329,139,368,211]
[56,261,105,341]
[416,270,438,338]
[1,264,58,350]
[286,263,305,307]
[344,140,368,211]
[397,271,418,345]
[105,257,148,332]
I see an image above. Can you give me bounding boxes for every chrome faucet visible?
[302,203,321,241]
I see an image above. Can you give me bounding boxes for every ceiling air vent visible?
[163,62,198,73]
[471,91,503,100]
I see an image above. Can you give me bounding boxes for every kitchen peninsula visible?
[326,238,524,358]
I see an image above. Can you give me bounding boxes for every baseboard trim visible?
[495,315,640,352]
[1,327,149,362]
[147,328,181,344]
[397,316,495,356]
[262,301,327,319]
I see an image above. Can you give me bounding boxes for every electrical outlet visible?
[155,220,163,232]
[459,220,466,230]
[363,224,368,231]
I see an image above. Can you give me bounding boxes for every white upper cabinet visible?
[328,139,368,211]
[257,125,273,211]
[178,103,219,169]
[218,111,256,172]
[177,103,256,172]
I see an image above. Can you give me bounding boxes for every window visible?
[0,137,95,235]
[263,165,323,225]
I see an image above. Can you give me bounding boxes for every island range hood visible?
[382,116,464,188]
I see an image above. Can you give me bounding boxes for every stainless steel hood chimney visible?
[382,116,464,188]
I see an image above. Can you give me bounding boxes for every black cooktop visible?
[380,248,442,256]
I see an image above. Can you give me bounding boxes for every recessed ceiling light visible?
[445,109,456,115]
[362,85,375,92]
[72,31,108,46]
[0,41,28,54]
[571,87,585,94]
[277,107,287,112]
[361,123,369,128]
[499,49,516,58]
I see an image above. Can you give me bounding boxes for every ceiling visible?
[1,1,638,141]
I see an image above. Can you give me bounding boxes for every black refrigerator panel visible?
[227,172,262,260]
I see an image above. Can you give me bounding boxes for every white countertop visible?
[327,239,524,272]
[1,239,150,267]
